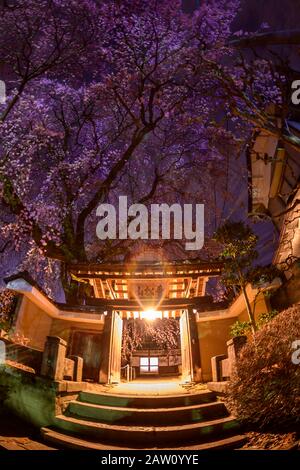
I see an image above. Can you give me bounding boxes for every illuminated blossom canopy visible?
[0,0,281,298]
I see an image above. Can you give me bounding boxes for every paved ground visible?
[85,378,208,396]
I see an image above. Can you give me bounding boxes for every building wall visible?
[236,292,270,323]
[13,296,106,352]
[10,282,273,384]
[50,320,106,382]
[197,287,271,382]
[15,296,53,350]
[49,319,104,343]
[251,130,300,307]
[197,318,234,382]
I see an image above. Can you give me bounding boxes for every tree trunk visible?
[241,284,258,335]
[230,29,300,48]
[60,261,80,304]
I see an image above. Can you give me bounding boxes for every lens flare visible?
[142,309,159,321]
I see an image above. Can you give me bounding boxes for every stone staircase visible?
[41,389,246,450]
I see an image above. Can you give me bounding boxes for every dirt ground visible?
[0,412,56,450]
[242,431,299,450]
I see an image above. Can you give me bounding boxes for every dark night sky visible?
[234,0,300,31]
[184,0,298,266]
[183,0,300,31]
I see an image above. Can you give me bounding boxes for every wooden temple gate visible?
[69,260,223,384]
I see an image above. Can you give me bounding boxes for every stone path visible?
[85,378,208,396]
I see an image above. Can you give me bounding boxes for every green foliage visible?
[230,320,251,338]
[257,309,278,328]
[230,310,279,337]
[214,221,282,334]
[0,385,8,413]
[214,221,281,292]
[249,265,282,286]
[214,221,258,288]
[226,305,300,427]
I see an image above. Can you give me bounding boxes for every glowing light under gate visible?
[141,309,161,321]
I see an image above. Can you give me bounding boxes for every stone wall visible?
[0,364,57,427]
[274,186,300,271]
[271,263,300,310]
[0,363,86,427]
[4,340,43,373]
[270,186,300,310]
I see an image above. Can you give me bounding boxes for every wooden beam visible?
[84,296,216,310]
[69,261,223,275]
[73,270,222,280]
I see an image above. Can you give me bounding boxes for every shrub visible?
[257,309,278,329]
[230,320,251,338]
[226,305,300,428]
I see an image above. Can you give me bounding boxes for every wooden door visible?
[71,331,101,382]
[180,309,193,383]
[108,311,123,383]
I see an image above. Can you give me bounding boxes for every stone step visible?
[78,390,216,409]
[53,414,240,446]
[68,400,228,426]
[41,426,246,450]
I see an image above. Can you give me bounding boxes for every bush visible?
[226,305,300,428]
[230,320,251,337]
[257,309,278,329]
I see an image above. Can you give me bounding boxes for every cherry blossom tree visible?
[0,0,282,300]
[122,318,180,364]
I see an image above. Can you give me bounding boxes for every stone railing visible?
[0,330,43,373]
